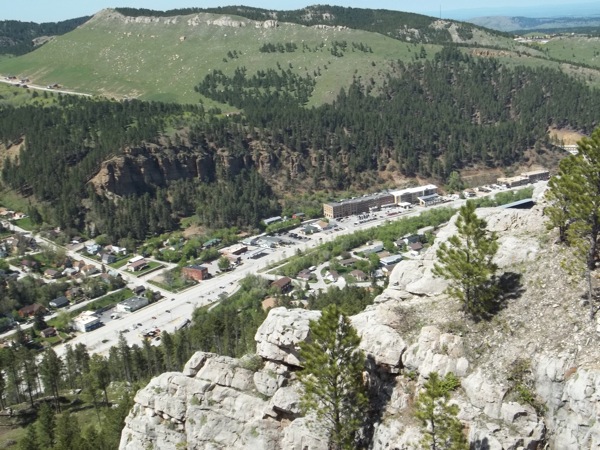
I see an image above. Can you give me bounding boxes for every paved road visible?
[10,183,535,358]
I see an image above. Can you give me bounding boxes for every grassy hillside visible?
[0,8,598,105]
[0,10,438,105]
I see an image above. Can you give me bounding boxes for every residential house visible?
[350,270,368,282]
[132,285,146,295]
[40,327,57,338]
[127,259,149,272]
[339,257,357,267]
[105,245,127,255]
[297,269,315,281]
[18,303,47,318]
[325,270,339,282]
[101,253,117,264]
[182,264,209,281]
[380,255,403,266]
[49,296,69,308]
[85,243,101,254]
[62,267,79,277]
[408,242,424,255]
[20,259,40,272]
[271,276,293,293]
[81,264,99,277]
[44,269,61,280]
[65,287,83,301]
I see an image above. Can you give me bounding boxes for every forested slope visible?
[0,48,598,242]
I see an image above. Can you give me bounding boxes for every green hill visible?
[0,8,534,105]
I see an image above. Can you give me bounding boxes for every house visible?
[408,242,424,254]
[44,269,61,280]
[85,243,101,254]
[325,270,340,282]
[297,269,315,281]
[350,270,368,282]
[65,287,83,301]
[182,264,209,281]
[132,285,146,295]
[105,245,127,255]
[101,253,117,264]
[81,264,99,276]
[73,260,87,271]
[339,258,357,267]
[271,276,293,293]
[18,303,47,318]
[20,259,40,272]
[49,296,69,308]
[62,267,79,277]
[40,327,57,338]
[356,241,384,255]
[127,259,149,272]
[380,255,403,266]
[292,213,305,219]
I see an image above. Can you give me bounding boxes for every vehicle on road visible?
[151,316,156,320]
[165,310,171,313]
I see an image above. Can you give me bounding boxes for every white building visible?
[116,296,149,313]
[390,185,438,205]
[73,311,101,333]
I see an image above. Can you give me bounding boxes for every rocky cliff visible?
[120,183,600,449]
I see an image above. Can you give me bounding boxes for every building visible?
[244,248,269,260]
[350,270,368,281]
[73,311,101,332]
[380,255,403,266]
[521,169,550,183]
[220,244,248,256]
[257,236,281,248]
[297,269,315,281]
[40,327,57,338]
[44,269,61,279]
[202,238,221,249]
[497,175,529,188]
[101,253,117,264]
[127,258,149,272]
[323,192,395,219]
[182,264,209,281]
[356,241,384,255]
[49,296,69,308]
[271,276,293,293]
[18,303,47,318]
[418,194,442,207]
[263,216,282,226]
[116,296,149,313]
[390,184,438,205]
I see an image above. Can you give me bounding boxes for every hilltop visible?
[0,7,559,105]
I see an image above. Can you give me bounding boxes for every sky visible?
[2,0,599,23]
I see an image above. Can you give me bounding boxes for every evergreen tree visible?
[35,402,55,449]
[19,425,38,450]
[414,372,468,450]
[88,354,111,405]
[39,349,63,412]
[433,201,498,318]
[53,411,81,450]
[545,127,600,318]
[298,304,368,450]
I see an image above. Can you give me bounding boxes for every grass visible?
[109,257,130,269]
[133,261,163,277]
[12,217,34,231]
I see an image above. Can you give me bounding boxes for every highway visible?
[10,182,534,358]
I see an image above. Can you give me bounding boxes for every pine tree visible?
[433,201,498,318]
[414,372,468,450]
[545,127,600,318]
[19,425,38,450]
[35,402,55,449]
[53,411,81,450]
[298,304,368,450]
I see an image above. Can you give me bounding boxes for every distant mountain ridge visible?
[468,14,600,33]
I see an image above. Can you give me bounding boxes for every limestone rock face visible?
[254,307,321,366]
[120,194,600,449]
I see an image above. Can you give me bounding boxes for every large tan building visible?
[498,169,549,188]
[323,193,395,219]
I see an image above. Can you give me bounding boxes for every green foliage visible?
[433,201,499,318]
[307,285,377,316]
[545,127,600,317]
[414,372,468,450]
[298,305,368,449]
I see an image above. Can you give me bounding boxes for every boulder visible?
[255,307,321,366]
